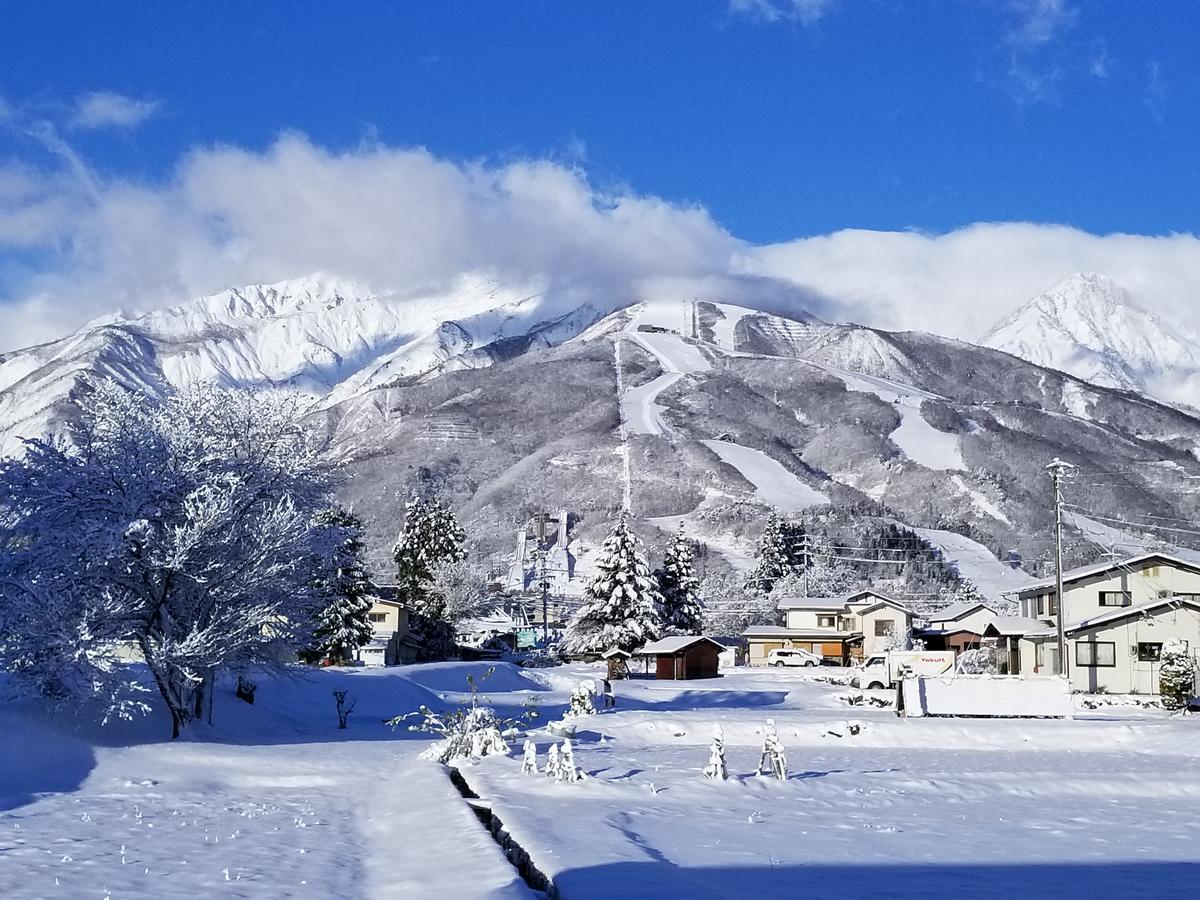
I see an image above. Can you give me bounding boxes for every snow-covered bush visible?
[955,647,998,675]
[0,381,338,737]
[1159,639,1196,711]
[566,680,597,718]
[557,739,585,783]
[544,742,562,780]
[703,726,728,781]
[395,667,536,764]
[757,718,787,780]
[521,738,539,774]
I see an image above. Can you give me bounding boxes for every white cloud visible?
[1006,0,1078,48]
[71,91,161,129]
[2,134,1199,356]
[728,0,838,25]
[0,134,743,348]
[740,223,1200,340]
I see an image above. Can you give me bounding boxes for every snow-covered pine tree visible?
[311,507,376,664]
[1159,638,1196,710]
[748,512,788,594]
[561,513,662,655]
[654,524,703,635]
[393,495,467,660]
[556,513,662,657]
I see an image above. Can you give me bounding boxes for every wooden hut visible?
[601,647,632,680]
[635,636,724,680]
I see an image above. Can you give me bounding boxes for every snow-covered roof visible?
[1013,552,1200,595]
[600,647,631,658]
[636,636,724,655]
[775,597,848,610]
[742,625,855,639]
[1065,594,1200,635]
[927,600,996,623]
[984,615,1048,636]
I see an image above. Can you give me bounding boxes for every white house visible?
[743,590,914,666]
[356,597,420,667]
[919,600,1000,653]
[1005,552,1200,694]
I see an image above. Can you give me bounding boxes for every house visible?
[981,616,1046,674]
[919,600,1000,653]
[356,596,421,667]
[1007,552,1200,693]
[743,590,914,666]
[634,636,724,679]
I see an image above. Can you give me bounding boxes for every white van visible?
[767,647,823,668]
[853,650,956,689]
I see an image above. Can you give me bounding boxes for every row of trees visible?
[561,516,702,654]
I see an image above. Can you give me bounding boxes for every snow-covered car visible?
[767,648,822,668]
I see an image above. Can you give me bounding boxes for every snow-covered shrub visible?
[566,680,597,718]
[544,742,562,780]
[757,718,787,780]
[1159,639,1196,711]
[703,727,728,781]
[557,739,585,783]
[0,380,338,737]
[955,647,997,675]
[395,667,536,764]
[521,738,539,774]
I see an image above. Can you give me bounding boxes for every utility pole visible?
[536,547,551,645]
[1047,458,1074,678]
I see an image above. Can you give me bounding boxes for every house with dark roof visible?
[1005,552,1200,693]
[743,590,913,666]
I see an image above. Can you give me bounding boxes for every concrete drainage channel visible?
[448,766,559,899]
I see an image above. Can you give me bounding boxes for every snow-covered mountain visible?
[0,274,606,454]
[982,273,1200,404]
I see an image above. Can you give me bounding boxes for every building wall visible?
[1020,563,1200,623]
[860,608,911,656]
[784,608,844,630]
[1069,606,1200,694]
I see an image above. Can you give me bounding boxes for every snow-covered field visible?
[6,662,1199,899]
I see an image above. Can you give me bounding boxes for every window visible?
[1075,641,1116,667]
[1048,596,1058,616]
[1037,597,1045,616]
[1099,591,1132,607]
[368,612,388,623]
[839,617,856,631]
[874,620,895,637]
[1137,642,1163,662]
[817,615,837,628]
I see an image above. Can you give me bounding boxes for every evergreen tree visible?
[562,513,661,654]
[748,512,788,593]
[312,507,376,664]
[654,524,703,635]
[1159,638,1196,710]
[393,495,467,660]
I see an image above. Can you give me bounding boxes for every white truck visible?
[853,650,956,690]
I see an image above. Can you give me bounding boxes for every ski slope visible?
[908,524,1030,602]
[702,439,829,513]
[619,304,711,436]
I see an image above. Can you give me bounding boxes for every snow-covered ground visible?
[5,662,1199,899]
[0,664,543,900]
[461,665,1200,899]
[701,439,829,513]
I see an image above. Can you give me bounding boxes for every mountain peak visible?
[982,272,1200,401]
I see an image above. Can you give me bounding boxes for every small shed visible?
[636,636,724,680]
[601,647,632,680]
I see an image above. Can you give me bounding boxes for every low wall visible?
[902,674,1072,718]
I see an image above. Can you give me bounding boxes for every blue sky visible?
[1,1,1199,347]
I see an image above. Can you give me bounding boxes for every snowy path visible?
[701,439,829,513]
[0,665,539,900]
